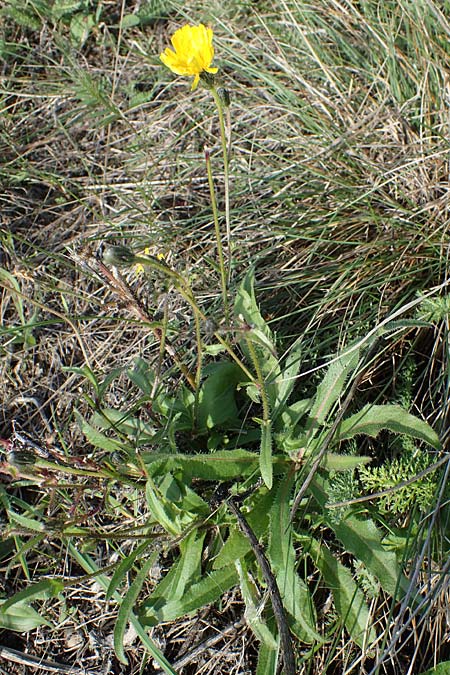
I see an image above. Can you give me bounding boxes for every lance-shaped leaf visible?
[311,479,414,601]
[0,601,51,631]
[301,535,377,648]
[234,270,282,406]
[142,449,269,482]
[305,347,359,442]
[141,530,205,614]
[140,565,239,624]
[338,404,441,450]
[268,476,320,642]
[114,553,159,665]
[236,559,278,650]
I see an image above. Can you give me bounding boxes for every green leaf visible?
[114,554,159,665]
[338,404,442,450]
[236,559,278,649]
[213,527,250,569]
[121,13,140,29]
[142,449,265,482]
[312,478,413,600]
[145,474,208,536]
[278,398,312,431]
[70,13,95,45]
[51,0,84,19]
[91,408,155,446]
[417,662,450,675]
[0,579,64,613]
[322,453,372,471]
[305,347,359,441]
[127,358,155,395]
[140,565,239,624]
[0,5,41,30]
[302,535,377,648]
[273,340,304,420]
[234,271,274,346]
[143,530,205,612]
[197,362,244,430]
[76,412,129,453]
[63,365,99,389]
[68,544,177,675]
[0,600,50,631]
[268,477,319,643]
[8,511,45,532]
[213,489,274,569]
[256,641,279,675]
[234,271,281,405]
[334,515,411,599]
[106,541,152,601]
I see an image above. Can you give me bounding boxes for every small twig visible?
[91,255,197,390]
[170,621,243,671]
[0,645,98,675]
[227,497,296,675]
[0,279,91,367]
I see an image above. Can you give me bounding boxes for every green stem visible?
[177,284,254,383]
[211,87,232,281]
[245,337,270,423]
[245,336,273,488]
[135,255,255,384]
[205,146,229,322]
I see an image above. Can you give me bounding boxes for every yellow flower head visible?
[135,248,166,275]
[160,24,218,91]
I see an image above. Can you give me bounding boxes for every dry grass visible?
[1,0,449,673]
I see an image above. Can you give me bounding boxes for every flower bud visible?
[103,245,136,267]
[217,87,230,107]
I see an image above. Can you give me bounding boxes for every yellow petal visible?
[160,24,218,84]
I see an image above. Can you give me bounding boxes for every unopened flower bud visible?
[103,245,136,267]
[217,87,230,107]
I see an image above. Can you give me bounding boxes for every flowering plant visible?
[160,23,218,90]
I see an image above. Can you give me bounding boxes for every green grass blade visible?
[106,540,152,601]
[114,554,158,665]
[68,543,178,675]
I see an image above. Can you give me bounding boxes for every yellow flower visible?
[160,24,218,91]
[135,248,166,275]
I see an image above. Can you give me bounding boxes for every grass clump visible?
[1,1,450,674]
